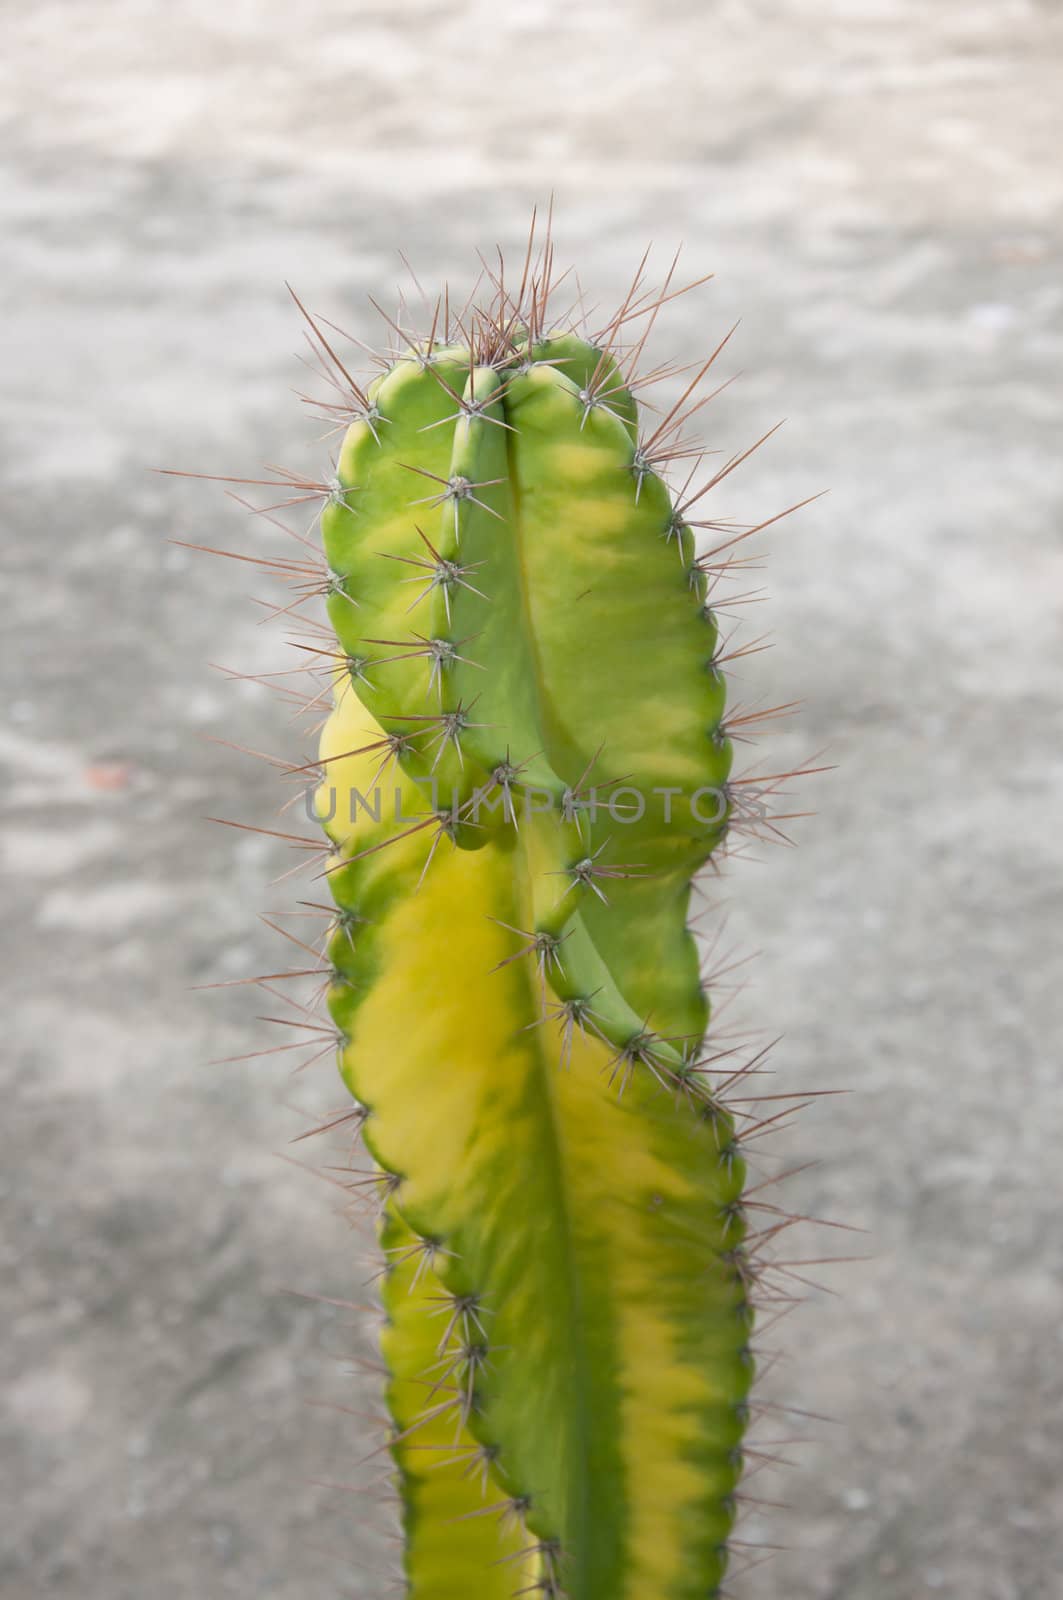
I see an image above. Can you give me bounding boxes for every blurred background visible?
[2,2,1061,1596]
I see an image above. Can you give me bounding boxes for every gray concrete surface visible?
[2,2,1061,1596]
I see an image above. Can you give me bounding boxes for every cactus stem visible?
[196,229,829,1597]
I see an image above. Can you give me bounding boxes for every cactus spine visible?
[240,232,809,1599]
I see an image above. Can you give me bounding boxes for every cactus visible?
[194,225,820,1599]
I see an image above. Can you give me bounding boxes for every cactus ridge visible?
[193,221,822,1600]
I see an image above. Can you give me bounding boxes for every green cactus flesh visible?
[303,264,768,1599]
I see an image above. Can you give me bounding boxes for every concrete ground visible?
[2,2,1061,1597]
